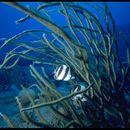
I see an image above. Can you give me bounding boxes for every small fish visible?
[54,65,75,81]
[71,84,88,102]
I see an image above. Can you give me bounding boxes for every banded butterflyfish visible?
[71,83,94,107]
[54,65,75,81]
[71,84,87,102]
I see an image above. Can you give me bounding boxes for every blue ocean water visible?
[0,2,130,38]
[0,2,130,128]
[0,2,130,61]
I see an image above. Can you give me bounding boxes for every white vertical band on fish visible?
[54,65,74,81]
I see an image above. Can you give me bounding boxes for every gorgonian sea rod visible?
[0,2,130,128]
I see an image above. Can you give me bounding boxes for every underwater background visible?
[0,2,130,65]
[0,2,130,128]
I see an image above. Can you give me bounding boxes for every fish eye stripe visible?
[56,65,64,78]
[77,85,81,91]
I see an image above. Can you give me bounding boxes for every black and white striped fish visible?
[71,84,87,102]
[54,65,75,81]
[71,83,94,102]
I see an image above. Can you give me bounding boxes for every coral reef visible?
[0,2,130,128]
